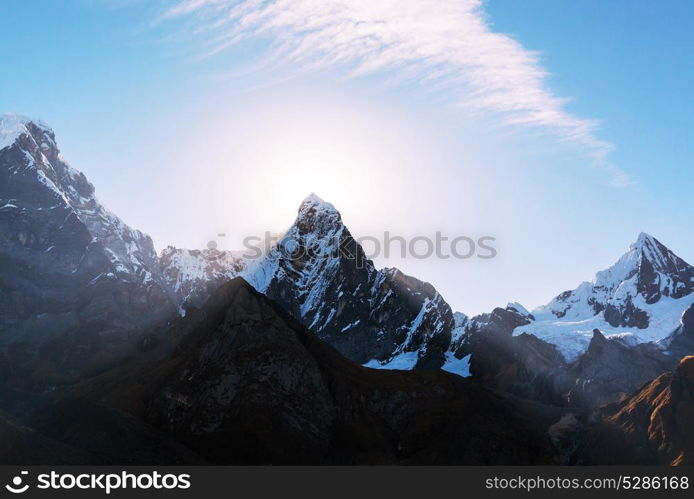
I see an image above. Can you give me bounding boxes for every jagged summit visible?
[593,232,693,301]
[631,232,691,275]
[0,115,164,279]
[635,231,654,244]
[506,302,532,317]
[0,112,54,151]
[597,233,659,284]
[514,233,694,361]
[298,192,334,211]
[294,192,342,235]
[301,192,326,205]
[551,232,694,315]
[0,115,175,339]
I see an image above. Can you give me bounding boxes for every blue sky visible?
[1,0,692,314]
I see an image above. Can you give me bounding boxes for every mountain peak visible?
[298,192,337,214]
[594,232,690,289]
[301,192,325,204]
[294,193,342,234]
[526,233,694,359]
[630,232,665,255]
[631,232,692,276]
[0,112,52,151]
[634,231,656,246]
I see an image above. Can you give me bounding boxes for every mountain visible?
[514,233,694,360]
[252,194,454,369]
[0,113,175,382]
[18,277,558,465]
[576,355,694,465]
[165,194,455,369]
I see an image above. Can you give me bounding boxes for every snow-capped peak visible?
[298,192,339,216]
[0,112,52,151]
[629,232,682,273]
[515,233,694,361]
[634,231,655,245]
[506,302,532,317]
[302,192,326,205]
[1,114,170,288]
[591,233,691,294]
[295,192,342,235]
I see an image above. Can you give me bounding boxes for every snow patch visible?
[363,351,419,370]
[442,352,472,377]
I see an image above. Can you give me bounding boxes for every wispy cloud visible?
[162,0,632,186]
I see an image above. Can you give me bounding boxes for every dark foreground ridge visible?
[0,278,561,465]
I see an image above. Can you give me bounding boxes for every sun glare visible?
[196,89,441,235]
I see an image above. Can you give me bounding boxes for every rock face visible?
[449,305,566,403]
[64,277,558,465]
[0,113,175,381]
[577,356,694,465]
[513,233,694,361]
[554,329,675,408]
[662,303,694,359]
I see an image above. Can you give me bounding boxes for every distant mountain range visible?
[1,113,693,465]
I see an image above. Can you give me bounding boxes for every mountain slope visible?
[67,277,560,464]
[662,302,694,359]
[446,304,566,403]
[0,409,97,465]
[552,329,675,408]
[514,233,694,360]
[0,113,175,381]
[576,356,694,465]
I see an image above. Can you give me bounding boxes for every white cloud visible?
[162,0,632,186]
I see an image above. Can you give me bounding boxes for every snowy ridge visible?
[22,122,156,281]
[0,113,52,151]
[506,302,533,318]
[514,233,694,361]
[2,115,162,282]
[0,114,176,336]
[160,246,248,309]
